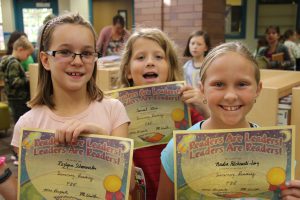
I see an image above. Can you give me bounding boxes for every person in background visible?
[96,14,130,57]
[0,36,34,123]
[296,27,300,46]
[157,41,300,199]
[6,31,34,72]
[257,25,294,70]
[253,36,268,57]
[182,30,210,124]
[283,29,300,71]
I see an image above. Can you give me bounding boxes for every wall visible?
[92,0,133,35]
[226,0,257,52]
[58,0,71,14]
[257,4,297,35]
[1,0,15,33]
[69,0,89,21]
[134,0,225,62]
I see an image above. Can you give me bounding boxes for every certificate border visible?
[173,125,295,200]
[18,128,134,200]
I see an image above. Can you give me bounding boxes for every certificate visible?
[107,82,191,149]
[18,128,133,200]
[174,126,295,200]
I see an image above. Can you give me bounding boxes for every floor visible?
[0,124,18,200]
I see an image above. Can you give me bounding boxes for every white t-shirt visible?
[183,59,201,87]
[11,97,130,147]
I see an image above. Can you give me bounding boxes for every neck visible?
[193,55,204,62]
[269,41,278,51]
[202,118,250,130]
[52,88,91,117]
[193,56,204,68]
[11,52,18,59]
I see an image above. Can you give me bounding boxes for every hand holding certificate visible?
[19,129,133,200]
[174,126,295,199]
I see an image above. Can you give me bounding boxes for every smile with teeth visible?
[221,105,241,111]
[67,72,83,76]
[143,72,158,79]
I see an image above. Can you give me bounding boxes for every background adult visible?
[96,14,130,57]
[257,25,294,70]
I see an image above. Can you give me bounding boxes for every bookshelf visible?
[291,86,300,179]
[247,69,300,179]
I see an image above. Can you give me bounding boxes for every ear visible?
[255,81,263,98]
[39,51,51,71]
[15,47,24,52]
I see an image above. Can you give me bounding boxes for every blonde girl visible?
[157,42,300,199]
[118,28,182,199]
[118,28,208,199]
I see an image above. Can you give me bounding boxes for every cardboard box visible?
[96,67,119,91]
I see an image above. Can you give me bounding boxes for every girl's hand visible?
[281,180,300,199]
[55,120,108,144]
[179,85,210,118]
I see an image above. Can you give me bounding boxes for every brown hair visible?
[118,28,183,87]
[200,42,260,84]
[183,30,211,57]
[28,13,103,109]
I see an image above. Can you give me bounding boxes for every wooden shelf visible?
[247,69,300,179]
[248,70,300,125]
[292,86,300,179]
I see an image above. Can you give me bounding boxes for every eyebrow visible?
[56,43,94,49]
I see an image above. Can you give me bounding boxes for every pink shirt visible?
[11,98,130,147]
[96,26,130,57]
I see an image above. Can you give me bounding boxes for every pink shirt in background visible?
[11,97,130,147]
[96,26,130,57]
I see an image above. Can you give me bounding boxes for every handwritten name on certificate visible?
[174,126,295,200]
[107,82,191,149]
[18,129,133,200]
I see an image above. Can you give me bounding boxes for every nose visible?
[224,87,238,102]
[146,56,155,67]
[71,54,84,65]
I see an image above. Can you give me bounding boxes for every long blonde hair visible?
[28,13,103,109]
[118,28,183,87]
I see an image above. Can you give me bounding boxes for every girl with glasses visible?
[11,13,130,158]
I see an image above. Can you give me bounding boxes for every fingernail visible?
[285,181,290,186]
